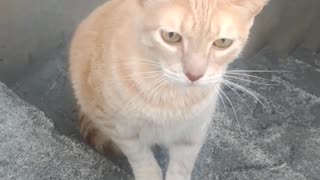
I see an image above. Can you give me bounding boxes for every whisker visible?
[150,79,168,103]
[205,76,223,85]
[112,62,161,67]
[121,73,162,81]
[216,88,228,117]
[148,78,166,96]
[223,79,267,109]
[110,57,160,64]
[224,72,277,83]
[227,69,292,73]
[131,71,163,75]
[221,80,254,112]
[110,57,161,70]
[112,77,166,119]
[217,86,242,133]
[223,75,278,86]
[145,76,166,97]
[221,81,245,102]
[110,63,161,72]
[166,75,183,83]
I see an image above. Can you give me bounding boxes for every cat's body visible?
[69,0,268,179]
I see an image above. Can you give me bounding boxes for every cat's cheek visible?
[213,50,236,61]
[213,42,243,60]
[141,36,154,48]
[140,30,160,48]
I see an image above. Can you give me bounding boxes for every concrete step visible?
[0,82,131,180]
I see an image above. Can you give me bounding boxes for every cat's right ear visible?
[138,0,168,7]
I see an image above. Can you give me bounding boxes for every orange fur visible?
[69,0,268,179]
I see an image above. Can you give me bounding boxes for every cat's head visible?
[135,0,268,86]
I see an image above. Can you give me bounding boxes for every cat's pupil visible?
[169,32,175,38]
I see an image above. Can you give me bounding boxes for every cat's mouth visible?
[158,63,222,87]
[162,69,220,87]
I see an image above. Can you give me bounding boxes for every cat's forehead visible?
[158,2,241,38]
[143,0,251,41]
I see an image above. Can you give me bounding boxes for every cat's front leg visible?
[165,120,210,180]
[115,138,163,180]
[165,141,203,180]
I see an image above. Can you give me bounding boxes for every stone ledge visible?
[0,82,131,180]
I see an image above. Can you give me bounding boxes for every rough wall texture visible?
[1,0,320,85]
[0,0,105,85]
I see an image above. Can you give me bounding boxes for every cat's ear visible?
[232,0,269,16]
[138,0,168,7]
[252,0,269,16]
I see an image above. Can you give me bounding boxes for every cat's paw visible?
[165,173,191,180]
[135,174,162,180]
[135,167,163,180]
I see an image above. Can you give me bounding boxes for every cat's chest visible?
[142,121,198,145]
[117,91,216,123]
[135,104,213,146]
[111,92,216,145]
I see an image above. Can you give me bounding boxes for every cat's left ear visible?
[138,0,169,7]
[252,0,269,16]
[233,0,270,16]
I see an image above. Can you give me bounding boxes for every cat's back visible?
[69,0,122,65]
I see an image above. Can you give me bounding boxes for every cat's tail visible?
[78,111,122,158]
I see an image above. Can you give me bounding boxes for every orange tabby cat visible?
[69,0,268,179]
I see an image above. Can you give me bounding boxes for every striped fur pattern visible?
[78,111,122,158]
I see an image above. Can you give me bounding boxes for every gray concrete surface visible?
[1,48,320,179]
[0,0,106,85]
[0,82,131,180]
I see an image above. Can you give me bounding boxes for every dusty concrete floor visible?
[0,82,131,180]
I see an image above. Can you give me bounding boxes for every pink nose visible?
[185,72,203,82]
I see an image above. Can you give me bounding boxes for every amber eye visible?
[161,31,182,43]
[213,38,233,49]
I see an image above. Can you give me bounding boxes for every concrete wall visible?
[1,0,320,85]
[0,0,105,85]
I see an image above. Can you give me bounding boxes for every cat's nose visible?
[185,72,204,82]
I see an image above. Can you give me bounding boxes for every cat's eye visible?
[213,38,234,49]
[161,31,182,44]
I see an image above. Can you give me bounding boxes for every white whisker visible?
[216,88,228,117]
[223,75,277,86]
[110,63,161,71]
[221,81,245,102]
[221,81,254,112]
[149,78,167,101]
[224,72,276,83]
[217,86,241,133]
[122,73,162,81]
[227,70,291,73]
[110,57,160,64]
[223,79,267,109]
